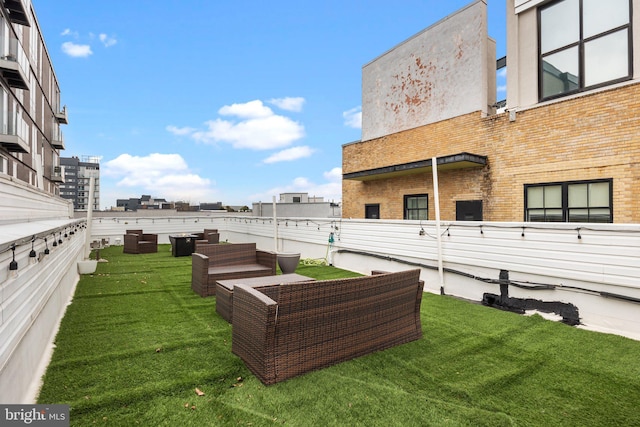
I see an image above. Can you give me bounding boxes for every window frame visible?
[403,194,429,220]
[365,203,380,219]
[524,178,613,223]
[538,0,633,102]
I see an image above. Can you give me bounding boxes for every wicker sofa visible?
[123,230,158,254]
[231,269,424,385]
[191,242,276,297]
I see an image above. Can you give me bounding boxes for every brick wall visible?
[343,82,640,222]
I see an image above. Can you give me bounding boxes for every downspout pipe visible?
[432,157,445,294]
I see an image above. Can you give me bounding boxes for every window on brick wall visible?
[539,0,632,101]
[404,194,428,220]
[525,179,612,222]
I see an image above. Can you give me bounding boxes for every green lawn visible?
[37,245,640,426]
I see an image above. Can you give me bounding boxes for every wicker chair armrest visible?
[256,250,277,275]
[232,284,279,385]
[123,233,139,244]
[192,252,209,269]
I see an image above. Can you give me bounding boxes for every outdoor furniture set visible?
[186,243,425,385]
[123,230,158,254]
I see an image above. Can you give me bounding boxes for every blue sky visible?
[33,0,506,209]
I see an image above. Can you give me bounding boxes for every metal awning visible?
[343,152,487,181]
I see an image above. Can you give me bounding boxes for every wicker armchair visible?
[231,269,424,385]
[123,230,158,254]
[194,229,220,246]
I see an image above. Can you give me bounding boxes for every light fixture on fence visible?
[58,232,63,245]
[64,228,68,238]
[577,228,582,240]
[9,244,18,278]
[44,238,50,254]
[29,238,37,264]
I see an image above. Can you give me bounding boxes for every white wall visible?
[362,0,492,141]
[0,179,83,403]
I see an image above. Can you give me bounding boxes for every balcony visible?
[52,128,65,150]
[0,38,29,90]
[55,105,68,124]
[0,111,28,153]
[51,166,64,183]
[3,0,30,26]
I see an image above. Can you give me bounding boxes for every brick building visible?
[342,0,639,223]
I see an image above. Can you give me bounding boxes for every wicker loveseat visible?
[123,230,158,254]
[191,242,276,297]
[231,269,424,385]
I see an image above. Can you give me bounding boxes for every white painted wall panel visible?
[362,1,490,141]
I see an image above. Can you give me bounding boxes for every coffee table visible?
[216,273,313,323]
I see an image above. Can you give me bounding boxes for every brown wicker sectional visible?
[191,242,276,297]
[231,269,424,385]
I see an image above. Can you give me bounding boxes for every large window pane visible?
[528,209,546,222]
[589,208,612,223]
[584,30,629,87]
[527,187,544,208]
[583,0,629,38]
[568,183,588,207]
[544,185,562,208]
[589,182,610,206]
[568,208,589,222]
[546,209,564,222]
[541,0,579,53]
[542,47,579,98]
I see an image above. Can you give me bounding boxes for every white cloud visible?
[61,28,79,37]
[323,167,342,182]
[263,146,315,164]
[219,100,274,119]
[268,97,305,112]
[249,167,342,203]
[61,42,92,58]
[99,33,117,47]
[103,153,215,203]
[191,100,305,150]
[166,125,196,136]
[343,106,362,129]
